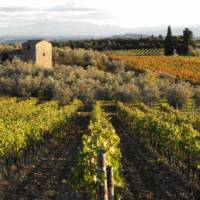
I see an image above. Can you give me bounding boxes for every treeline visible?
[52,37,164,51]
[0,44,21,62]
[52,26,199,56]
[164,26,198,56]
[0,26,198,60]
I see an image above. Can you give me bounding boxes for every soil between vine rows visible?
[2,108,200,200]
[111,114,200,200]
[3,114,90,200]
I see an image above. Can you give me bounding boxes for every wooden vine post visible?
[197,169,200,182]
[107,166,114,200]
[97,150,108,200]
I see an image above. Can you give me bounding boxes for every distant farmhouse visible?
[22,40,52,68]
[1,40,53,68]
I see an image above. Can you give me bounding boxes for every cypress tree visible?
[182,28,193,55]
[164,25,174,55]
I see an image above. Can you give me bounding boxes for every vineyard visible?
[108,54,200,84]
[0,98,200,200]
[117,102,200,176]
[0,98,82,174]
[107,48,164,56]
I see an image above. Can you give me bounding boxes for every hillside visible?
[1,22,200,39]
[0,45,200,199]
[108,54,200,84]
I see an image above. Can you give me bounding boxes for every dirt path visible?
[4,114,90,200]
[111,115,200,200]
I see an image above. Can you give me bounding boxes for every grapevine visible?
[0,98,83,175]
[73,101,123,195]
[117,101,200,179]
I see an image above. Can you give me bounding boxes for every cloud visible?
[0,2,98,13]
[0,6,36,12]
[47,2,98,12]
[71,11,114,20]
[0,2,113,29]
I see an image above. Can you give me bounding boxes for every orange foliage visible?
[108,54,200,83]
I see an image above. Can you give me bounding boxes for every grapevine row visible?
[156,103,200,132]
[117,102,200,180]
[107,48,164,56]
[108,54,200,83]
[134,102,200,132]
[73,101,123,197]
[0,98,82,175]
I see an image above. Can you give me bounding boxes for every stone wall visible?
[36,41,52,68]
[22,44,36,63]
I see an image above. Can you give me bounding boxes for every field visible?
[107,48,164,56]
[108,54,200,83]
[0,97,200,200]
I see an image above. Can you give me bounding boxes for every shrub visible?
[166,82,193,108]
[53,47,109,70]
[137,73,161,105]
[0,59,195,107]
[114,84,140,102]
[193,86,200,107]
[107,60,125,73]
[188,47,200,57]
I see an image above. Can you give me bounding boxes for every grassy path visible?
[3,114,90,200]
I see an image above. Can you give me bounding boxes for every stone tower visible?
[22,40,52,68]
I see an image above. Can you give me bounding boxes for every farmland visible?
[107,48,164,56]
[0,45,200,200]
[108,54,200,83]
[0,97,200,200]
[1,0,200,198]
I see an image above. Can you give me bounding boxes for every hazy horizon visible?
[0,0,200,37]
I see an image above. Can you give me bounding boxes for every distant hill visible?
[133,25,200,37]
[0,35,96,44]
[110,34,148,39]
[0,21,129,40]
[0,21,199,43]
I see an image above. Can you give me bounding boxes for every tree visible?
[182,28,193,55]
[164,25,175,55]
[158,34,163,40]
[166,82,193,109]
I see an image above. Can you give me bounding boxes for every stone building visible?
[22,40,52,68]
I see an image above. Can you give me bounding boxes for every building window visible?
[43,53,46,56]
[27,45,31,50]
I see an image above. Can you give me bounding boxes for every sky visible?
[0,0,200,35]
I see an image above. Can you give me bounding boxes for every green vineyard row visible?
[107,48,164,56]
[117,101,200,178]
[0,98,82,173]
[73,101,123,195]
